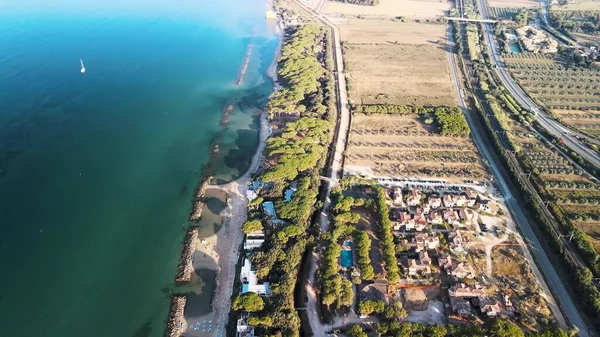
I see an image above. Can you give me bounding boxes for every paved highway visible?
[447,23,589,336]
[474,0,600,169]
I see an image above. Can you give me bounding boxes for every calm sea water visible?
[0,0,277,336]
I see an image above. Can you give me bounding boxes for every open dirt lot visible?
[340,20,447,44]
[346,115,486,181]
[322,0,450,18]
[344,43,455,106]
[491,243,554,324]
[487,0,539,7]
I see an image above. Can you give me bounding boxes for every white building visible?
[244,231,265,250]
[241,258,271,296]
[237,314,256,337]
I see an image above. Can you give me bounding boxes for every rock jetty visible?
[175,227,199,283]
[164,295,187,337]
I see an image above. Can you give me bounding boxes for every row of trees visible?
[346,320,569,337]
[355,230,375,281]
[374,186,401,282]
[352,104,470,136]
[434,106,471,136]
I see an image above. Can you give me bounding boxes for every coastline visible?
[165,8,283,337]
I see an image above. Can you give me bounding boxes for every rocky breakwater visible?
[189,176,211,221]
[175,227,199,283]
[164,295,187,337]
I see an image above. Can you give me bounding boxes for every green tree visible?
[358,300,385,315]
[232,292,265,312]
[242,219,263,234]
[347,325,368,337]
[488,319,524,337]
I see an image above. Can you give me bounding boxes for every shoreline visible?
[165,8,284,337]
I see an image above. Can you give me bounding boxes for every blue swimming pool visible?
[262,201,277,219]
[340,250,353,268]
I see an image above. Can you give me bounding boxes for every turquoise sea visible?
[0,0,278,336]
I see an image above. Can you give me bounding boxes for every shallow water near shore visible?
[0,0,277,336]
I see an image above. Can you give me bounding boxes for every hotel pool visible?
[340,250,353,268]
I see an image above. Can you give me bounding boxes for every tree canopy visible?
[232,292,265,312]
[242,219,263,234]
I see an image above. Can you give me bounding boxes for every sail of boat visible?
[80,58,86,74]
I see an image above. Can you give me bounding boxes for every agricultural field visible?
[518,144,600,256]
[343,43,455,106]
[322,0,450,18]
[551,0,600,11]
[488,6,522,19]
[504,55,600,111]
[345,114,486,182]
[339,20,446,44]
[487,0,538,7]
[552,109,600,138]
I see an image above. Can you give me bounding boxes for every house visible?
[413,212,428,231]
[450,262,476,279]
[450,296,471,316]
[458,208,479,226]
[439,254,453,271]
[415,204,431,215]
[428,211,444,225]
[398,211,427,231]
[401,252,432,276]
[240,258,271,296]
[449,283,487,298]
[428,196,442,209]
[443,194,455,208]
[479,298,502,317]
[476,196,500,215]
[392,187,403,205]
[236,314,256,337]
[449,230,465,253]
[443,209,461,226]
[454,195,469,207]
[361,280,390,304]
[439,255,475,279]
[414,233,440,251]
[406,189,422,206]
[244,231,265,250]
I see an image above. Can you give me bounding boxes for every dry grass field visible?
[345,115,486,181]
[552,109,600,138]
[344,43,455,106]
[322,0,450,18]
[487,0,539,7]
[491,243,554,325]
[340,20,446,44]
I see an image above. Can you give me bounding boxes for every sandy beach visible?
[181,19,282,336]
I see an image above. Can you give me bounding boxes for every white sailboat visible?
[80,58,86,74]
